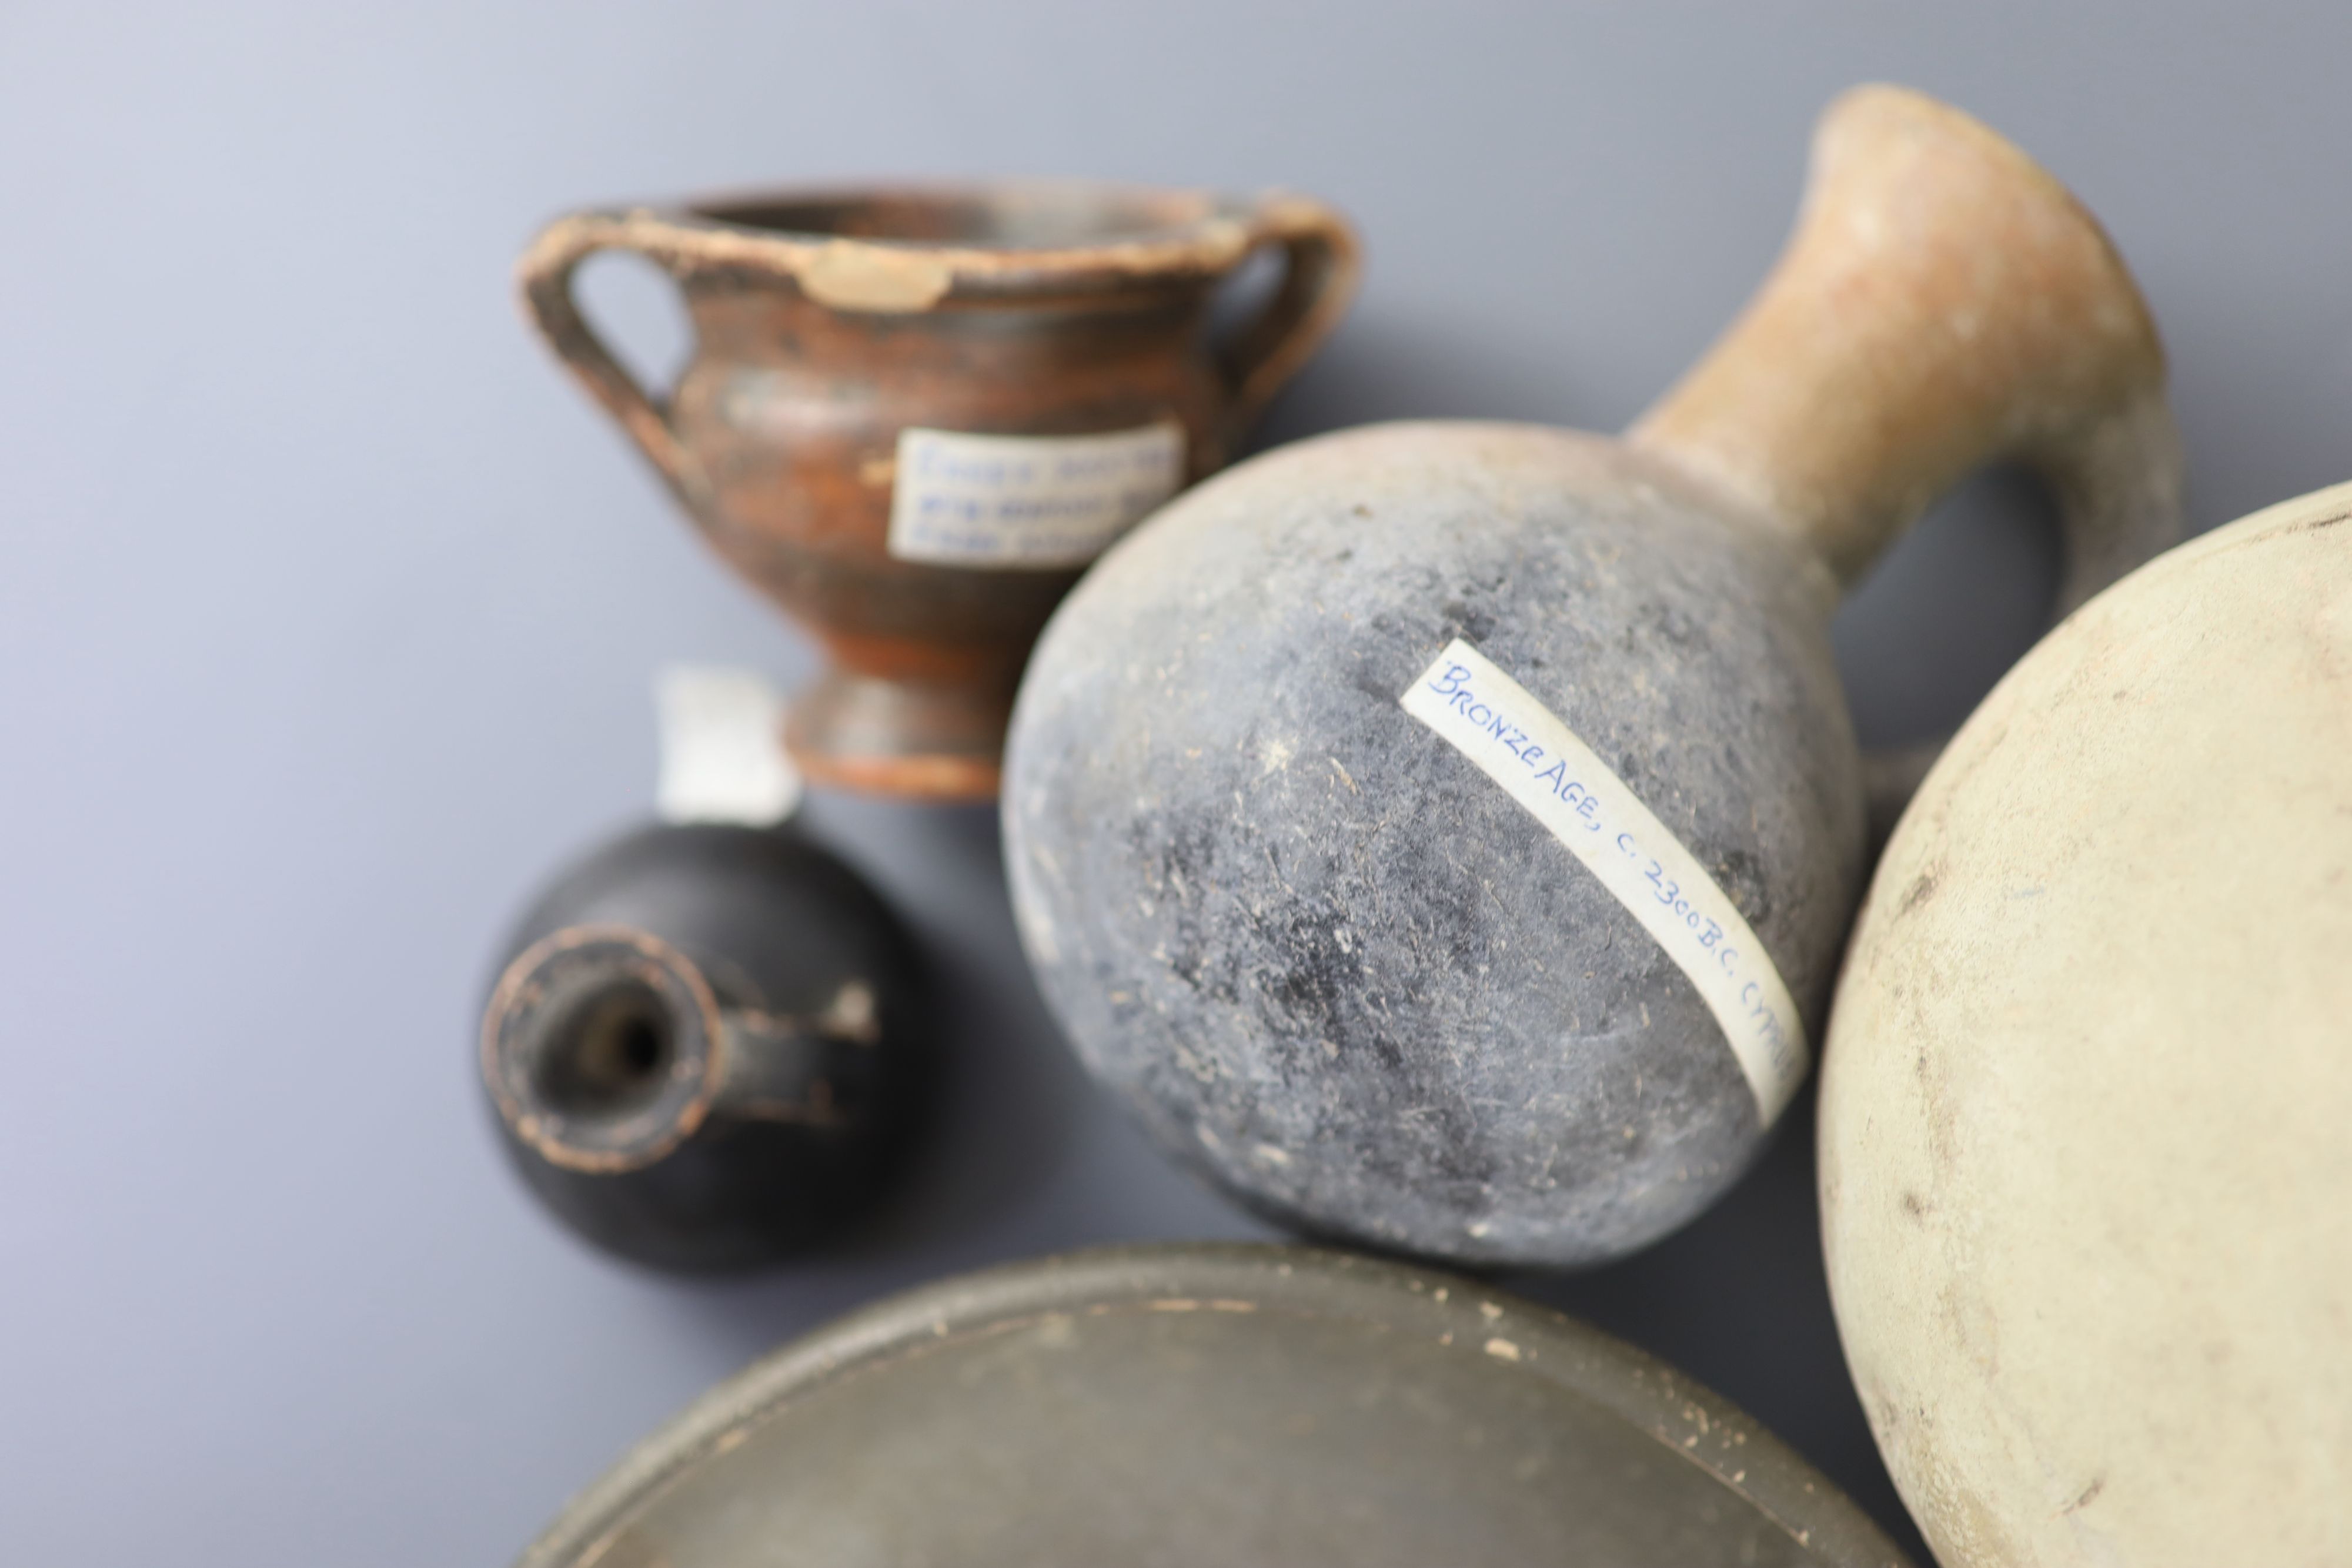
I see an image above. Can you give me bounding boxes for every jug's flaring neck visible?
[1623,83,2170,595]
[527,182,1328,315]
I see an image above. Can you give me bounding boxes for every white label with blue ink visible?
[887,421,1185,569]
[1400,638,1808,1125]
[654,666,801,827]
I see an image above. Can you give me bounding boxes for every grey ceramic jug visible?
[1002,86,2184,1268]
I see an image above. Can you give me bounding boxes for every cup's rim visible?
[529,182,1347,311]
[680,178,1261,254]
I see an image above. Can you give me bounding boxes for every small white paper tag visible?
[655,666,802,826]
[886,421,1185,569]
[1400,638,1808,1125]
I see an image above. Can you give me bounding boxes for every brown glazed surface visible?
[520,183,1358,798]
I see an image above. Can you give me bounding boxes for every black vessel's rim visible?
[514,1241,1912,1568]
[480,924,728,1174]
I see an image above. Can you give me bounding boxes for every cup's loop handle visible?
[1861,386,2187,841]
[517,212,716,517]
[1217,196,1361,443]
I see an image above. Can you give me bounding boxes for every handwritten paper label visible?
[1400,639,1808,1124]
[655,666,802,826]
[887,422,1185,569]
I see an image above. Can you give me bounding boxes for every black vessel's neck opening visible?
[482,927,723,1173]
[530,977,679,1121]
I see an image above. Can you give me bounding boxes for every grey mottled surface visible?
[1007,423,1863,1264]
[7,4,2352,1565]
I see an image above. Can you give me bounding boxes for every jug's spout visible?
[1628,84,2181,605]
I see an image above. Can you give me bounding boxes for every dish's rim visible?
[516,1241,1911,1568]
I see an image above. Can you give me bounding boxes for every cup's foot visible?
[785,663,1011,801]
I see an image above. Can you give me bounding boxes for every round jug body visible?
[1006,423,1863,1265]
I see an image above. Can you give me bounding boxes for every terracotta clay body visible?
[480,822,928,1271]
[1819,483,2352,1568]
[514,1244,1914,1568]
[520,183,1357,798]
[1004,88,2183,1267]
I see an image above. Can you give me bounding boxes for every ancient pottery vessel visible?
[480,821,928,1271]
[1004,86,2183,1268]
[514,1243,1914,1567]
[519,182,1358,800]
[1819,482,2352,1568]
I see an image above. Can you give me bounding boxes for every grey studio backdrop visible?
[4,2,2348,1562]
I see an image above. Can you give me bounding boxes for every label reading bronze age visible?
[1400,638,1808,1124]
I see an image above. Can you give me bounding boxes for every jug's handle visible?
[1855,387,2183,834]
[517,211,714,517]
[1218,195,1362,442]
[1626,85,2186,835]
